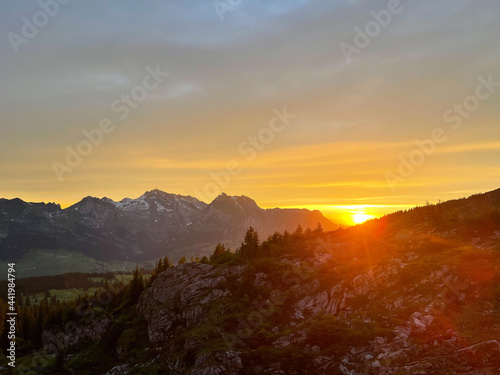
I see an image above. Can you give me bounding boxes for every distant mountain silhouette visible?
[0,190,337,267]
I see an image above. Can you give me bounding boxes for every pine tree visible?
[294,225,304,238]
[164,256,172,270]
[314,222,324,234]
[211,243,228,262]
[22,307,36,342]
[239,227,260,258]
[128,265,144,305]
[157,258,164,273]
[34,302,47,347]
[0,299,7,348]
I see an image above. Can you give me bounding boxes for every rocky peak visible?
[209,193,261,215]
[0,198,31,217]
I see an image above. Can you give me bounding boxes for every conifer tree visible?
[294,225,304,238]
[211,243,228,262]
[239,227,260,258]
[164,256,172,269]
[128,265,144,305]
[314,222,324,234]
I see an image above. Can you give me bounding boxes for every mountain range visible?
[0,190,336,276]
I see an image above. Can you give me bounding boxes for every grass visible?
[455,299,500,343]
[24,288,101,304]
[115,274,151,283]
[20,273,152,305]
[115,274,134,283]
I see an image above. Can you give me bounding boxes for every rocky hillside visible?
[0,190,336,272]
[30,191,500,375]
[31,189,500,374]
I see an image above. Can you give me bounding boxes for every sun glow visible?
[273,204,395,226]
[352,213,374,224]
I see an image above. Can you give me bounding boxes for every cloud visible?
[0,0,499,213]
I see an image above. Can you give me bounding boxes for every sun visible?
[352,213,374,224]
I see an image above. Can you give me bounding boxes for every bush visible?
[306,314,350,350]
[252,257,284,275]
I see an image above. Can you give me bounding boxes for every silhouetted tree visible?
[239,227,260,258]
[314,222,324,234]
[293,225,304,239]
[128,265,144,305]
[211,243,228,262]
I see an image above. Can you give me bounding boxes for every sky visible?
[0,0,499,225]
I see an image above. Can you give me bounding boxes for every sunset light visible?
[352,212,374,225]
[1,1,499,373]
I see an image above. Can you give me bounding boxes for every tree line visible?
[0,223,328,357]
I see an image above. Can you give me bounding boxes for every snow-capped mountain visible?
[0,190,337,267]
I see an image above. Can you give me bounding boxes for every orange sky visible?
[1,1,499,226]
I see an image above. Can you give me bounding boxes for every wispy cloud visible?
[0,0,499,215]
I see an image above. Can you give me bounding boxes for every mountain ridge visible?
[0,190,337,276]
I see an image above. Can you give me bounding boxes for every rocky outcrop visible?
[138,263,232,347]
[42,317,110,354]
[134,263,248,374]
